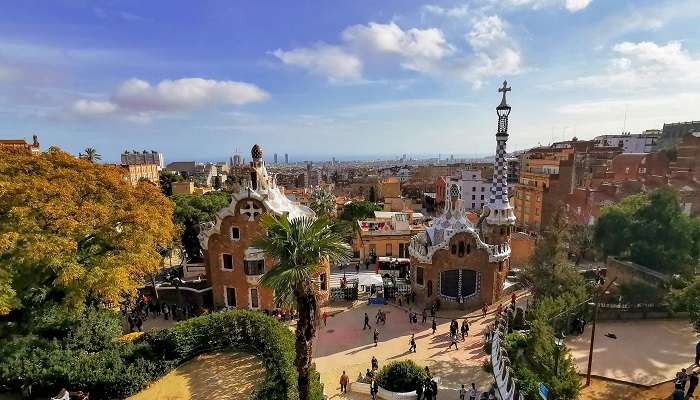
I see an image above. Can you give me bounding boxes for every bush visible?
[0,309,323,400]
[376,360,427,393]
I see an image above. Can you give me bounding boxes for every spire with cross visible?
[487,80,516,227]
[498,80,511,108]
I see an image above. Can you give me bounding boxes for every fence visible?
[490,324,524,400]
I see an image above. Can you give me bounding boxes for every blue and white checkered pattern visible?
[489,138,510,209]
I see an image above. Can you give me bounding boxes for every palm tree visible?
[254,213,350,400]
[79,147,101,163]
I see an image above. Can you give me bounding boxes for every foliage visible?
[340,200,382,222]
[0,147,176,319]
[616,281,666,305]
[520,208,588,303]
[669,276,700,332]
[595,188,700,276]
[158,171,183,196]
[0,308,323,400]
[254,213,350,400]
[569,224,595,264]
[78,147,101,163]
[171,191,230,258]
[309,186,336,218]
[376,360,427,393]
[368,186,377,202]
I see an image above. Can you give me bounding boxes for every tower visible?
[486,81,517,229]
[284,153,289,164]
[274,153,278,164]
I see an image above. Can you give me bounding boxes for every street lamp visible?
[554,332,566,376]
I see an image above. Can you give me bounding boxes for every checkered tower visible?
[486,81,516,227]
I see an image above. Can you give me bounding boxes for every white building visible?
[448,169,490,211]
[594,131,660,153]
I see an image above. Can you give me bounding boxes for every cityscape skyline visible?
[1,0,699,162]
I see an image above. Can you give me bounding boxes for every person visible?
[371,355,379,371]
[463,319,470,339]
[366,368,373,379]
[357,371,364,381]
[363,312,371,330]
[369,377,379,400]
[696,340,700,366]
[459,384,467,400]
[51,388,69,400]
[416,380,424,400]
[483,325,490,342]
[408,308,413,324]
[322,311,328,326]
[688,371,699,398]
[672,387,685,400]
[429,377,438,399]
[163,303,170,320]
[373,328,380,347]
[432,318,437,335]
[339,370,349,393]
[677,368,689,389]
[511,292,517,308]
[409,333,417,353]
[356,263,361,274]
[468,383,478,400]
[496,303,503,315]
[482,303,488,318]
[422,309,427,324]
[449,332,459,350]
[423,376,433,400]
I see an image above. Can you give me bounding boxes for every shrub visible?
[376,360,427,393]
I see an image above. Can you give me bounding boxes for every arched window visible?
[458,241,465,257]
[427,280,433,297]
[451,245,457,255]
[467,244,471,254]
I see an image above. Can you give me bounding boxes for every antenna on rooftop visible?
[623,105,628,133]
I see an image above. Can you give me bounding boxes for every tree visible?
[171,192,231,259]
[670,276,700,332]
[79,147,101,163]
[254,214,350,400]
[340,200,382,222]
[368,186,377,202]
[521,207,588,302]
[595,188,700,275]
[569,224,594,265]
[159,171,183,197]
[0,147,176,321]
[309,186,335,218]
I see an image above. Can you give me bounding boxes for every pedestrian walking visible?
[482,303,488,318]
[696,340,700,366]
[431,318,437,335]
[687,371,698,398]
[322,311,328,326]
[468,383,478,400]
[511,292,517,308]
[371,355,379,371]
[408,308,413,324]
[339,370,349,393]
[422,309,427,324]
[459,384,467,400]
[461,321,467,341]
[356,263,360,274]
[373,328,379,347]
[363,312,371,330]
[448,332,459,350]
[163,304,170,320]
[677,368,689,389]
[416,380,424,400]
[409,333,417,353]
[496,303,503,315]
[369,377,379,400]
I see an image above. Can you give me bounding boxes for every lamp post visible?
[585,277,617,386]
[554,332,566,376]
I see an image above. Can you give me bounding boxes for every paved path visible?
[566,319,699,386]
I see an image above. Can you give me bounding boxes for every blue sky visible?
[1,0,699,162]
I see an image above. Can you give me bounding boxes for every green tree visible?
[570,224,594,265]
[595,188,700,275]
[159,171,183,196]
[521,207,588,302]
[0,147,176,320]
[340,200,382,222]
[78,147,101,163]
[368,186,377,202]
[254,214,350,400]
[171,191,230,259]
[309,186,335,218]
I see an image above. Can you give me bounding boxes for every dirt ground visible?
[579,377,694,400]
[128,351,264,400]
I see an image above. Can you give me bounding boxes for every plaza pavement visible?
[313,301,502,400]
[566,319,700,386]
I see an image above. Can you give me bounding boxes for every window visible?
[427,280,433,297]
[369,244,376,255]
[386,243,392,256]
[472,194,476,200]
[466,244,471,254]
[399,243,408,258]
[249,288,259,309]
[230,227,240,240]
[416,267,424,286]
[244,259,265,275]
[451,244,457,255]
[471,202,475,209]
[480,195,484,200]
[320,273,327,291]
[458,241,465,257]
[222,253,233,270]
[472,187,476,192]
[481,187,485,192]
[226,287,236,307]
[498,261,503,272]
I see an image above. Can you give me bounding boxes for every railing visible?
[490,324,524,400]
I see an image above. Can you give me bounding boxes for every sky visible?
[1,0,699,162]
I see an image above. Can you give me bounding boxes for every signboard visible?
[539,383,549,400]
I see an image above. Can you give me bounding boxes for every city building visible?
[284,153,289,164]
[378,177,401,199]
[120,163,159,185]
[659,121,700,147]
[450,169,491,211]
[0,135,40,154]
[354,212,423,263]
[273,153,278,164]
[409,81,516,307]
[198,144,329,310]
[121,150,164,170]
[594,131,660,153]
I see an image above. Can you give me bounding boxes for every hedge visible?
[376,360,427,393]
[0,309,323,400]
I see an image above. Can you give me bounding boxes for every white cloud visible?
[67,77,269,122]
[271,44,362,82]
[421,4,469,17]
[507,0,592,12]
[341,98,474,114]
[562,41,700,90]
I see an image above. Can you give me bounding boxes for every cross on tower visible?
[240,201,263,221]
[498,80,511,105]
